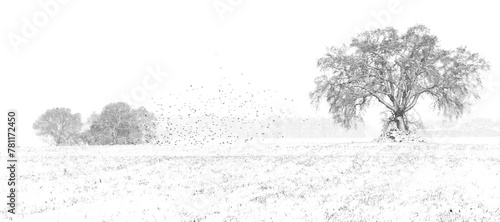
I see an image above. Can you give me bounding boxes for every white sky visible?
[1,0,499,146]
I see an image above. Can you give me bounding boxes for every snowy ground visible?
[2,139,500,221]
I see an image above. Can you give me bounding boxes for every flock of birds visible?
[149,73,297,147]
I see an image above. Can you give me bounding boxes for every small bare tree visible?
[33,108,82,146]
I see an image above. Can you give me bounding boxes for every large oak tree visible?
[310,25,490,131]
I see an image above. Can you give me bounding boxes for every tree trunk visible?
[395,113,407,131]
[56,137,61,146]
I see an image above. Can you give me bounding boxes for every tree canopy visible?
[33,108,82,146]
[81,102,158,145]
[310,25,490,131]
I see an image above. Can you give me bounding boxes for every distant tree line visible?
[33,102,158,146]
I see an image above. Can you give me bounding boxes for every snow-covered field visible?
[3,139,500,221]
